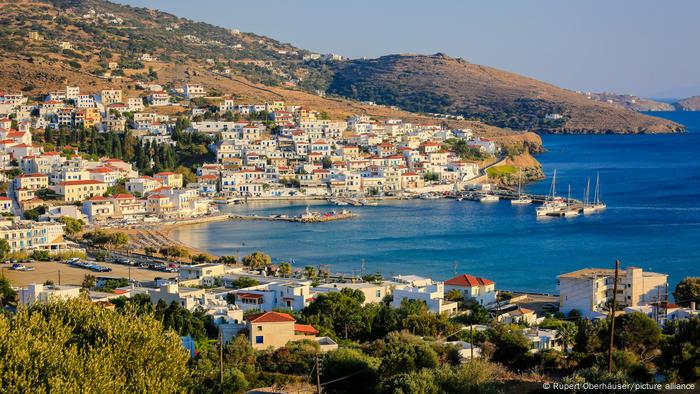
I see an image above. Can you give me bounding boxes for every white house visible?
[444,274,498,307]
[390,276,458,315]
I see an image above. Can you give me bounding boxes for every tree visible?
[445,289,464,303]
[0,277,17,308]
[556,321,579,352]
[230,277,259,290]
[81,274,96,289]
[381,368,439,394]
[303,265,317,279]
[144,246,157,256]
[0,299,190,393]
[321,156,333,169]
[660,318,700,382]
[242,251,271,270]
[217,255,237,265]
[57,216,84,236]
[0,239,10,260]
[108,232,129,250]
[321,348,380,394]
[375,332,439,378]
[191,254,211,263]
[613,312,661,362]
[302,288,373,340]
[673,277,700,307]
[278,262,292,277]
[423,171,440,182]
[488,324,534,370]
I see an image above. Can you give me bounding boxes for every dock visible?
[229,211,356,223]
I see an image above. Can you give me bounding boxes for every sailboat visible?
[536,169,566,216]
[592,173,606,211]
[562,184,580,216]
[511,170,532,205]
[582,177,596,214]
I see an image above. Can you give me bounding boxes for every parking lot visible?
[1,260,178,287]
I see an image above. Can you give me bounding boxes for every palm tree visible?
[556,321,578,353]
[278,262,292,277]
[304,265,317,280]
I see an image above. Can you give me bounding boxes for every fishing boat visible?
[536,169,567,216]
[511,171,532,205]
[479,194,499,203]
[420,193,441,200]
[592,173,606,211]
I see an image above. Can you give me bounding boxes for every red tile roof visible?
[294,324,319,335]
[57,180,105,186]
[246,311,295,323]
[445,274,494,287]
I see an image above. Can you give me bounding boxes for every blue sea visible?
[171,111,700,293]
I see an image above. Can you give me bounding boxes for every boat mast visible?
[584,177,590,205]
[517,170,522,198]
[549,169,557,201]
[594,173,601,204]
[567,184,572,206]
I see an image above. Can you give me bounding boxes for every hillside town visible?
[0,84,502,230]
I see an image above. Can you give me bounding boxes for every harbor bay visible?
[172,111,700,294]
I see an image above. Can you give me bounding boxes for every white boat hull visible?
[511,198,532,205]
[480,196,499,203]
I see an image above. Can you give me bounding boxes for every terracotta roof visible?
[236,292,264,299]
[246,311,296,323]
[113,193,135,199]
[155,171,177,176]
[17,173,47,178]
[0,196,11,201]
[445,274,494,287]
[58,180,104,186]
[294,324,319,335]
[88,196,108,201]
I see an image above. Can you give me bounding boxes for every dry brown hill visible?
[675,96,700,111]
[328,54,684,134]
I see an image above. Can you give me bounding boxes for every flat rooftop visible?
[558,267,666,279]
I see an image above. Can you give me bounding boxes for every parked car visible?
[11,263,26,271]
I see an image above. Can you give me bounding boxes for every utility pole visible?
[58,270,61,286]
[608,260,620,374]
[470,324,474,360]
[219,332,225,384]
[315,354,322,394]
[219,331,224,386]
[655,287,661,325]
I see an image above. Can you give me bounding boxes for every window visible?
[255,336,264,344]
[257,326,262,331]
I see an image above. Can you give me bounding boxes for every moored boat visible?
[479,194,499,203]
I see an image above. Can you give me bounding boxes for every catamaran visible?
[511,170,533,205]
[592,173,606,211]
[536,169,567,216]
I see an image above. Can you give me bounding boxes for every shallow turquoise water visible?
[172,111,700,293]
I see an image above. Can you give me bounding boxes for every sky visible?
[115,0,700,98]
